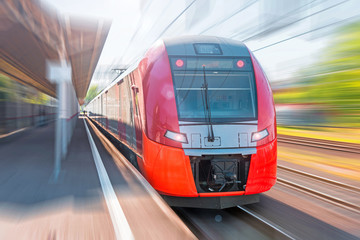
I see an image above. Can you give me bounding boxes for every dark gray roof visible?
[163,36,250,57]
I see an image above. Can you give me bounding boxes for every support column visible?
[54,82,63,179]
[47,60,74,181]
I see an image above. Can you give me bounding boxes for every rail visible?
[175,206,297,239]
[278,165,360,193]
[277,176,360,213]
[237,205,296,240]
[277,135,360,154]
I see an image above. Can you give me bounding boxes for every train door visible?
[117,81,124,140]
[118,80,126,141]
[130,72,143,154]
[126,76,136,149]
[97,97,100,120]
[104,91,108,130]
[100,94,103,126]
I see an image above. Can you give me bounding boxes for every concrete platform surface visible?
[0,117,195,239]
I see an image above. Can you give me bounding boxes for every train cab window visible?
[170,57,257,122]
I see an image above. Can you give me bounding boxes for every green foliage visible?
[274,21,360,126]
[0,75,14,101]
[24,92,51,105]
[0,74,52,104]
[85,84,99,104]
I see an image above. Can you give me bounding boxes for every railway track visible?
[237,205,296,240]
[277,165,360,214]
[175,165,360,239]
[277,135,360,154]
[174,206,295,240]
[278,165,360,193]
[176,165,360,239]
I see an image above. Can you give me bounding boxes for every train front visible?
[142,36,277,209]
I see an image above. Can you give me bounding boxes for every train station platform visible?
[0,117,194,239]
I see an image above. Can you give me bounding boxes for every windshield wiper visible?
[201,65,215,142]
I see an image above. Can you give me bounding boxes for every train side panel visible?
[141,40,182,148]
[245,52,277,194]
[86,36,278,208]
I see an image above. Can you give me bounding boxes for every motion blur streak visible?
[1,0,360,239]
[84,119,134,240]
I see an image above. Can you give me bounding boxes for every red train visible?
[86,36,277,209]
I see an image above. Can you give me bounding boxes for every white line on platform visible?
[83,119,134,240]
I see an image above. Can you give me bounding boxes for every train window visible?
[170,57,252,71]
[170,57,257,122]
[193,43,222,55]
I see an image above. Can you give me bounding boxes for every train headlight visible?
[251,129,269,142]
[236,60,245,68]
[164,130,188,144]
[175,59,184,67]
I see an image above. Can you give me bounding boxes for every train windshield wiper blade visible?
[201,65,215,142]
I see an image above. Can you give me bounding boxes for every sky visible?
[42,0,360,89]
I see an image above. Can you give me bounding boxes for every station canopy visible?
[0,0,110,104]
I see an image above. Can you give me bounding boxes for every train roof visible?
[163,36,250,57]
[87,36,251,106]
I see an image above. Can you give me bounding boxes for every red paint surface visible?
[142,131,198,197]
[87,40,278,201]
[141,41,182,148]
[199,191,245,197]
[250,52,277,147]
[245,139,277,195]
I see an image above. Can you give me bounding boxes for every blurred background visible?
[1,0,359,134]
[0,0,359,239]
[53,0,360,130]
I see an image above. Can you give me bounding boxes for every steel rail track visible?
[278,165,360,193]
[237,205,297,240]
[277,177,360,213]
[277,135,360,154]
[175,206,297,240]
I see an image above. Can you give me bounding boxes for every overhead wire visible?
[198,0,258,35]
[154,0,197,40]
[126,0,198,65]
[253,14,360,52]
[237,0,320,41]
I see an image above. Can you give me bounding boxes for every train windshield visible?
[170,57,257,122]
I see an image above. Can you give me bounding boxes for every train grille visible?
[190,154,251,193]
